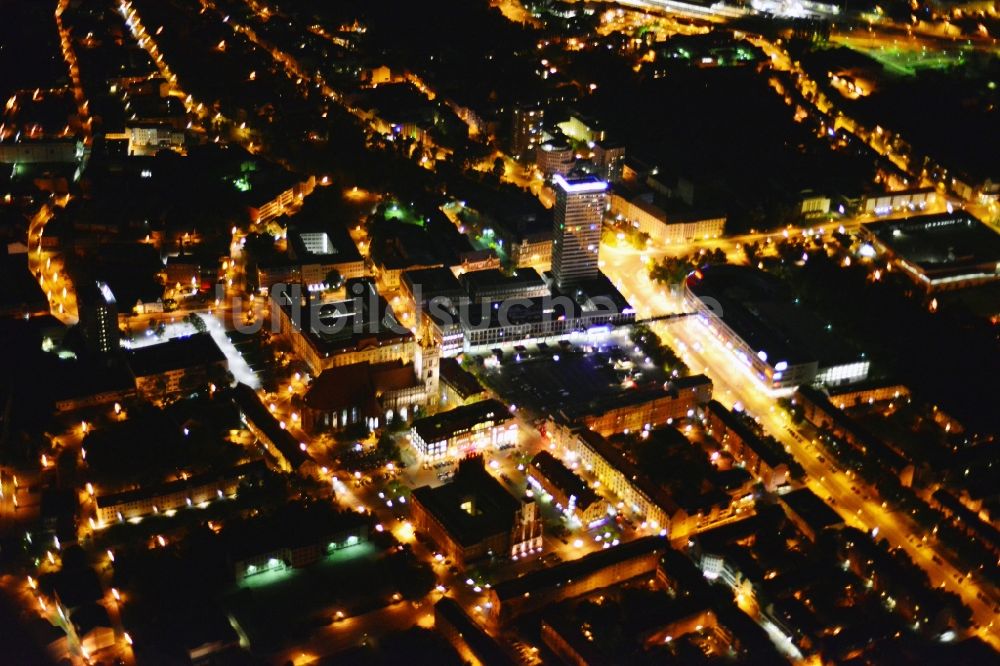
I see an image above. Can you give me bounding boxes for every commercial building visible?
[224,504,369,582]
[457,288,634,352]
[409,399,516,461]
[527,451,609,527]
[552,174,606,289]
[271,280,415,375]
[559,374,713,437]
[126,333,227,398]
[705,400,789,491]
[410,457,542,567]
[487,536,668,625]
[510,104,545,162]
[858,187,937,216]
[858,212,1000,291]
[287,225,366,289]
[459,267,549,303]
[77,281,120,355]
[685,265,869,390]
[96,460,266,525]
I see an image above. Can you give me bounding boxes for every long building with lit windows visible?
[96,460,266,525]
[684,264,869,390]
[858,212,1000,292]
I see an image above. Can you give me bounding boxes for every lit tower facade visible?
[551,174,607,289]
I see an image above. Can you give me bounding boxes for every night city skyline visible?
[0,0,998,664]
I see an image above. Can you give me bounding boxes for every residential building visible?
[559,375,713,436]
[609,192,725,244]
[795,386,914,484]
[230,383,316,474]
[777,488,844,542]
[591,140,625,183]
[535,139,574,178]
[527,451,609,527]
[487,536,667,625]
[77,281,120,355]
[435,598,517,666]
[705,400,789,491]
[510,104,545,162]
[96,460,266,525]
[126,122,185,156]
[127,333,228,398]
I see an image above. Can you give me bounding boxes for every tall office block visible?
[551,174,607,289]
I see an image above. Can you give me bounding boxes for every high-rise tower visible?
[551,174,607,289]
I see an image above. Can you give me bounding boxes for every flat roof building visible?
[410,399,515,461]
[459,267,549,303]
[859,212,1000,291]
[271,279,415,375]
[685,265,869,390]
[126,333,227,398]
[410,456,542,567]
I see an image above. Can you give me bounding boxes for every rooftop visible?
[686,264,863,369]
[862,212,1000,278]
[411,457,522,548]
[411,399,510,444]
[271,280,413,356]
[459,267,546,301]
[127,333,226,378]
[401,266,465,306]
[529,450,601,511]
[230,383,310,470]
[303,360,419,414]
[96,460,266,510]
[439,358,485,400]
[779,488,844,534]
[493,535,667,601]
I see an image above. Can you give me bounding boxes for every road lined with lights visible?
[601,243,1000,647]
